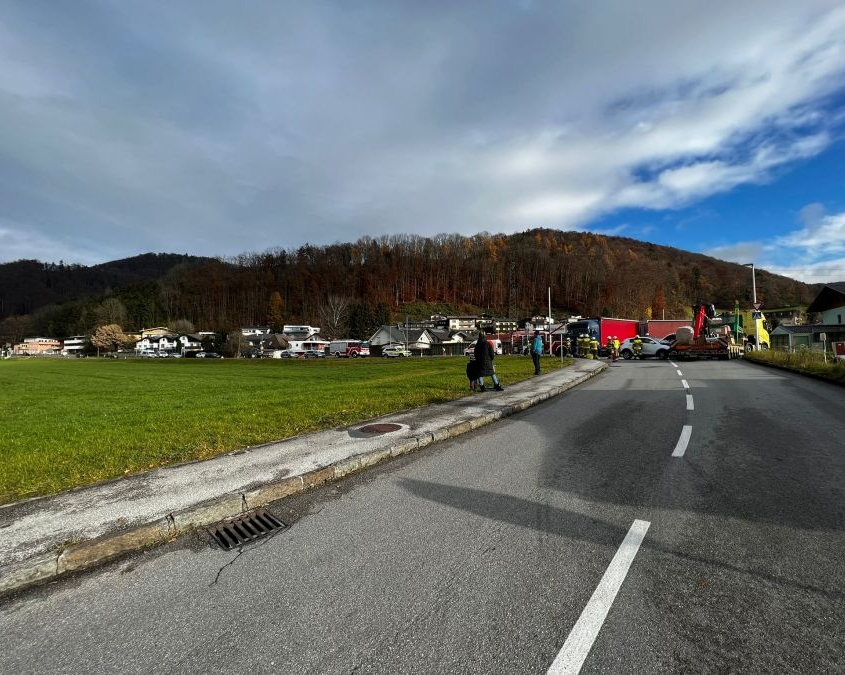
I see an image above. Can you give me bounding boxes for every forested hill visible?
[0,253,212,318]
[0,230,818,338]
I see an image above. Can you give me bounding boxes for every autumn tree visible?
[267,291,284,333]
[90,324,129,354]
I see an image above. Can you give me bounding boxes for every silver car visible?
[618,336,669,359]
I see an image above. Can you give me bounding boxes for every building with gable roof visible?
[770,282,845,350]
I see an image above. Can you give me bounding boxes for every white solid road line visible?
[547,519,651,675]
[686,394,694,411]
[672,425,693,457]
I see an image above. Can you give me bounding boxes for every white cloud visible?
[704,209,845,282]
[2,2,845,265]
[775,213,845,253]
[703,242,767,266]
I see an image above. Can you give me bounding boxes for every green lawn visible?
[0,355,569,504]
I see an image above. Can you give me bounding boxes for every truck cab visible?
[745,310,770,351]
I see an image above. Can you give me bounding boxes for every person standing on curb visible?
[531,330,543,375]
[474,331,504,391]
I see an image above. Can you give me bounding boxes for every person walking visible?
[474,332,504,391]
[531,330,543,375]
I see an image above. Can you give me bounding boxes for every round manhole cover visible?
[358,423,402,435]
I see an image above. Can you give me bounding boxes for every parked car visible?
[383,345,412,357]
[196,351,222,359]
[139,350,157,358]
[303,349,326,358]
[463,338,503,356]
[243,348,262,358]
[618,336,669,359]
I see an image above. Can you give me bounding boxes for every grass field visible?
[0,354,569,504]
[745,348,845,385]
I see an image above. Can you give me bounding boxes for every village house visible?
[13,337,62,355]
[62,335,87,355]
[770,282,845,351]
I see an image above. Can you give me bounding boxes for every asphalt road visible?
[1,359,843,674]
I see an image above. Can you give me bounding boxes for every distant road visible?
[1,359,843,674]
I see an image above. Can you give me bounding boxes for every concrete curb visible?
[0,363,606,598]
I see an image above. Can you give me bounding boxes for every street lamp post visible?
[743,263,757,305]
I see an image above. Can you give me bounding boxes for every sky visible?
[2,1,845,284]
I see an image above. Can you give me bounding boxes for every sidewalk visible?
[0,360,607,597]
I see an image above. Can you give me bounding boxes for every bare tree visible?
[169,319,195,334]
[319,295,350,339]
[95,298,128,327]
[223,329,247,358]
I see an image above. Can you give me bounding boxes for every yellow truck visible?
[714,306,770,351]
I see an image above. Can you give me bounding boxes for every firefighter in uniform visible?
[562,335,571,357]
[589,335,599,360]
[633,335,643,359]
[605,335,614,360]
[580,334,589,358]
[613,336,620,360]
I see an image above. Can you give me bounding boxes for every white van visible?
[464,338,502,356]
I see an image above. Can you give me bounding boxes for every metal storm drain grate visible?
[358,423,402,435]
[208,509,286,551]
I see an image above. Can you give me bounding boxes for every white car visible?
[383,346,411,357]
[618,336,669,359]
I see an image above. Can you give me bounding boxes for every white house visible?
[62,335,87,355]
[135,334,179,354]
[241,326,270,337]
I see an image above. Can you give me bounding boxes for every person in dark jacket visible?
[473,333,504,392]
[465,357,481,391]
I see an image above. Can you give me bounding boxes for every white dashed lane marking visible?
[547,520,651,675]
[672,425,693,457]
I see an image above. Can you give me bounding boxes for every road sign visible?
[753,302,762,310]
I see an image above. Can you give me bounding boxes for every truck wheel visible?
[621,349,633,360]
[351,351,359,358]
[334,352,341,357]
